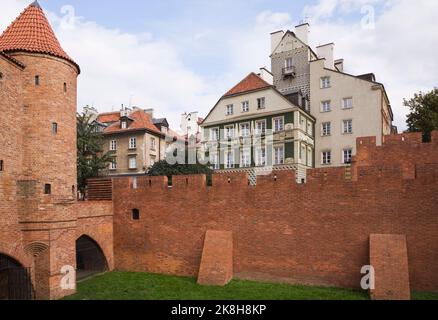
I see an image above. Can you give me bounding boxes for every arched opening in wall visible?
[0,253,33,300]
[76,235,108,281]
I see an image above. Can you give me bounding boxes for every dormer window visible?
[121,121,127,129]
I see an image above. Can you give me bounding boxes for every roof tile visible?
[223,72,272,97]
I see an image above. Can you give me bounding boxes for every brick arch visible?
[75,234,108,280]
[24,242,49,258]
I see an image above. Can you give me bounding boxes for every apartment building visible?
[270,24,394,168]
[95,108,174,175]
[200,72,315,181]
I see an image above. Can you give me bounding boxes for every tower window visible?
[63,82,67,92]
[35,75,40,86]
[0,160,3,171]
[52,122,58,134]
[132,209,140,220]
[0,72,4,80]
[44,184,51,195]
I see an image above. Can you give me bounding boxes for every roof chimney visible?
[258,67,273,85]
[144,108,154,118]
[295,23,309,45]
[270,30,284,54]
[317,43,335,69]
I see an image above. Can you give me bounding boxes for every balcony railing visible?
[282,66,296,77]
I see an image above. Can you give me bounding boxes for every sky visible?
[1,0,438,131]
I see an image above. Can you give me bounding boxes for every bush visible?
[148,160,213,177]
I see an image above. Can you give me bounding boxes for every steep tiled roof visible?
[0,1,79,72]
[223,72,272,97]
[97,112,121,124]
[103,110,163,136]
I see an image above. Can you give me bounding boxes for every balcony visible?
[282,66,296,78]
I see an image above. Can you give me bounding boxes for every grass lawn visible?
[64,272,369,300]
[63,272,438,301]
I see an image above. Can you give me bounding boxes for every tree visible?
[148,160,213,177]
[77,112,112,195]
[405,88,438,142]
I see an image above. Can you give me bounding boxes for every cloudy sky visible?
[1,0,437,131]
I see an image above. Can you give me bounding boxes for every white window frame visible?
[321,100,331,113]
[210,153,219,170]
[239,122,251,137]
[150,137,156,150]
[342,119,353,134]
[257,97,266,110]
[210,127,219,141]
[342,97,353,109]
[241,101,250,113]
[121,121,127,129]
[240,149,251,168]
[321,76,331,89]
[322,122,331,136]
[255,147,266,166]
[226,104,234,116]
[273,116,284,133]
[110,140,117,151]
[224,125,235,139]
[129,137,137,149]
[322,151,332,165]
[128,156,137,169]
[273,145,285,165]
[285,57,294,68]
[343,148,353,164]
[109,158,117,170]
[255,119,267,135]
[225,150,234,169]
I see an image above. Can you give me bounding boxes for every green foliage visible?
[148,160,213,177]
[405,88,438,141]
[64,272,369,300]
[77,112,112,193]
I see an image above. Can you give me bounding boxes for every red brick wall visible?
[113,133,438,292]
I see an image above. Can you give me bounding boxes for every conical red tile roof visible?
[0,1,79,72]
[223,72,272,97]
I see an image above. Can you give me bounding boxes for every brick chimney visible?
[317,43,335,69]
[295,23,309,45]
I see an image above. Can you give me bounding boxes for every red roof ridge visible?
[223,72,272,97]
[0,1,80,73]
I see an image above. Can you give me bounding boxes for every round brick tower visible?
[0,1,80,200]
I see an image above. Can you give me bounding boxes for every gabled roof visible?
[223,72,272,97]
[103,110,163,136]
[0,1,79,73]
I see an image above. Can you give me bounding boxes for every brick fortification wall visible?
[113,132,438,293]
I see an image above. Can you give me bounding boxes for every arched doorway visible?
[0,253,33,300]
[76,235,108,280]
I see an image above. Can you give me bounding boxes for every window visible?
[307,121,313,135]
[121,121,127,129]
[322,122,331,136]
[240,123,250,137]
[241,101,249,113]
[225,125,234,139]
[110,140,117,151]
[210,128,219,141]
[256,147,266,166]
[129,157,137,169]
[274,145,285,165]
[110,159,117,170]
[63,82,67,92]
[322,151,332,165]
[150,137,156,150]
[51,122,58,134]
[129,137,137,149]
[257,97,266,110]
[343,149,353,164]
[240,149,251,168]
[321,101,331,112]
[35,75,40,86]
[0,160,3,171]
[273,117,284,132]
[210,153,219,170]
[320,76,330,89]
[226,104,234,116]
[343,120,353,134]
[285,57,294,68]
[132,209,140,220]
[44,184,51,195]
[225,151,234,169]
[342,97,353,109]
[255,120,266,135]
